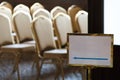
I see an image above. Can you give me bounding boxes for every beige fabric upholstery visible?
[50,6,67,19]
[0,13,14,45]
[32,15,67,80]
[32,16,56,52]
[68,5,82,32]
[53,12,73,48]
[12,10,33,43]
[75,10,88,33]
[32,8,51,19]
[0,1,13,11]
[13,4,30,13]
[0,6,12,19]
[30,2,44,15]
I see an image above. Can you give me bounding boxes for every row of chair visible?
[0,1,88,33]
[0,1,88,80]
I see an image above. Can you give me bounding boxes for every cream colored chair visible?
[50,6,67,19]
[0,6,15,37]
[75,10,88,33]
[0,6,12,19]
[68,5,82,32]
[12,10,35,45]
[32,15,67,80]
[30,2,44,15]
[32,8,51,19]
[0,13,34,80]
[53,12,73,48]
[13,4,30,13]
[0,1,13,11]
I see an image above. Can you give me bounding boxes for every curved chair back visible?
[13,4,30,13]
[0,13,14,46]
[75,10,88,33]
[12,10,33,43]
[50,6,67,19]
[53,12,73,48]
[0,1,13,11]
[32,16,56,54]
[32,8,51,19]
[68,5,82,32]
[0,6,12,19]
[30,2,44,15]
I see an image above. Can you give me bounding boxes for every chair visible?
[12,10,35,45]
[75,10,88,33]
[13,4,30,13]
[32,15,67,80]
[30,2,44,15]
[0,13,34,80]
[53,12,73,48]
[0,1,13,11]
[67,5,82,32]
[50,6,67,19]
[32,8,51,19]
[0,6,15,37]
[0,6,12,19]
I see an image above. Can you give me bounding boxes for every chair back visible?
[0,1,13,11]
[13,4,30,13]
[50,6,67,19]
[0,13,14,46]
[32,8,51,19]
[75,10,88,33]
[32,16,56,55]
[12,10,33,43]
[53,12,73,48]
[68,5,81,32]
[0,6,12,19]
[30,2,44,15]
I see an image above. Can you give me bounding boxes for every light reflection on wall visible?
[104,0,120,45]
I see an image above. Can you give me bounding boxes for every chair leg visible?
[55,58,64,80]
[12,52,21,80]
[36,57,43,80]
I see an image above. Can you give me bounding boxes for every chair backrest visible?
[32,16,56,54]
[0,13,14,46]
[53,12,73,48]
[32,8,51,19]
[12,10,33,43]
[30,2,44,15]
[50,6,67,19]
[67,5,82,32]
[75,10,88,33]
[0,1,13,11]
[13,4,30,13]
[0,6,12,19]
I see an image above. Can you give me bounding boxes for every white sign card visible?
[68,34,113,67]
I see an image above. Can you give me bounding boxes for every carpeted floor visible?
[0,52,87,80]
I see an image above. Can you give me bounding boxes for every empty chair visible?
[13,4,30,13]
[50,6,67,19]
[12,10,35,45]
[75,10,88,33]
[32,8,51,19]
[0,13,34,80]
[68,5,82,32]
[30,2,44,15]
[32,15,67,80]
[0,6,15,35]
[53,12,73,48]
[0,1,13,11]
[0,6,12,19]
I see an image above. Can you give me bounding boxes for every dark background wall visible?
[1,0,120,80]
[0,0,88,11]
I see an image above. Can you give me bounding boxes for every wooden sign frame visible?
[67,33,113,68]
